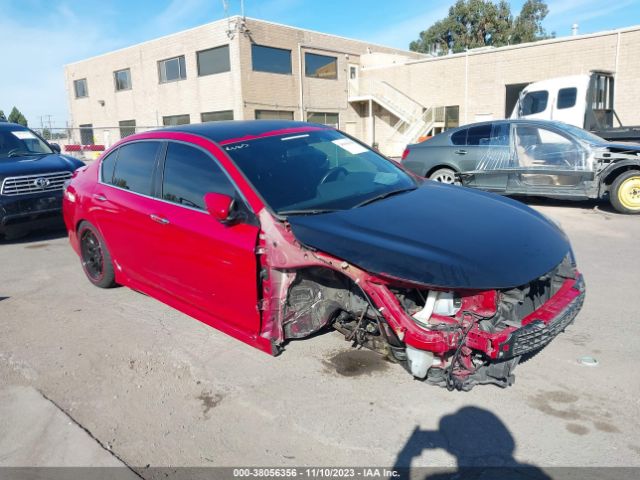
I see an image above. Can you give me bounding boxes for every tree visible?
[410,0,551,55]
[0,110,6,121]
[8,107,28,126]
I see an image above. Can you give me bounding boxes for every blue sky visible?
[1,0,639,127]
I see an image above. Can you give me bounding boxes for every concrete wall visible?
[362,26,640,127]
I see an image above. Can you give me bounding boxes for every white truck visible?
[511,70,640,142]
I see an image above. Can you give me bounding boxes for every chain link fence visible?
[32,126,160,162]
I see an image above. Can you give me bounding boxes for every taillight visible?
[401,148,410,161]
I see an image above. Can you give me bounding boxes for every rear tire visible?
[610,170,640,214]
[429,167,458,184]
[78,221,117,288]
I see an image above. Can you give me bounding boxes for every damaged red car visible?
[63,121,585,390]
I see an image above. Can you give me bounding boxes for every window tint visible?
[111,141,161,195]
[489,123,510,146]
[520,90,548,115]
[74,79,88,98]
[305,53,337,79]
[163,114,190,126]
[158,56,186,83]
[101,149,119,183]
[162,142,235,210]
[251,45,291,74]
[119,120,136,138]
[557,87,577,109]
[466,124,492,145]
[197,45,230,76]
[255,110,294,120]
[450,129,466,145]
[114,69,131,91]
[201,110,234,122]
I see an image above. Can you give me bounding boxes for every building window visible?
[307,112,339,127]
[201,110,234,122]
[79,124,94,144]
[158,56,187,83]
[74,79,88,98]
[163,114,190,126]
[255,110,294,120]
[119,120,136,138]
[251,45,291,75]
[557,87,577,109]
[114,69,132,91]
[197,45,230,76]
[305,53,337,79]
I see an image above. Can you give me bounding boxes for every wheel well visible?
[602,165,640,186]
[426,165,458,178]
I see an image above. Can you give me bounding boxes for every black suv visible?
[0,122,85,239]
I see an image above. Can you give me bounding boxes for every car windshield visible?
[555,123,606,145]
[224,129,416,215]
[0,129,53,158]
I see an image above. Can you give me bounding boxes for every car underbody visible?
[255,210,585,391]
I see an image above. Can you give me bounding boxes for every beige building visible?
[65,18,640,157]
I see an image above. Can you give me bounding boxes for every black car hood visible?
[288,183,571,290]
[0,154,82,177]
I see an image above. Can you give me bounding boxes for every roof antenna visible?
[223,0,250,39]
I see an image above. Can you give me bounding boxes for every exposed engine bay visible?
[277,255,584,391]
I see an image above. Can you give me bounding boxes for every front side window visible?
[163,114,190,126]
[224,129,416,214]
[201,110,234,122]
[158,56,186,83]
[557,87,577,109]
[0,129,53,159]
[197,45,230,76]
[305,53,337,79]
[74,79,88,98]
[162,142,235,210]
[307,112,339,127]
[512,125,586,170]
[251,45,292,75]
[100,149,119,183]
[114,69,132,91]
[119,119,136,138]
[255,110,294,121]
[111,141,161,195]
[520,90,548,115]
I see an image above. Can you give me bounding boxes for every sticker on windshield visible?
[373,172,398,185]
[11,131,37,140]
[332,138,368,155]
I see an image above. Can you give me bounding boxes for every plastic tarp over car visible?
[472,123,594,172]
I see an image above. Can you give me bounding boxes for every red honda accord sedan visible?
[63,121,585,390]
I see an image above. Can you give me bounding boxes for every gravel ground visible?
[0,198,639,473]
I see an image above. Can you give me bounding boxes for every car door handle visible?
[454,149,467,155]
[93,193,107,202]
[150,214,170,225]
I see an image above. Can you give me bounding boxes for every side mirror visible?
[204,192,236,224]
[50,143,61,153]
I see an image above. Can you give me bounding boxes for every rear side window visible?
[520,90,548,115]
[557,87,577,109]
[111,141,161,195]
[451,129,467,145]
[162,142,235,210]
[466,124,493,146]
[100,149,119,183]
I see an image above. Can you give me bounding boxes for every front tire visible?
[610,170,640,214]
[429,167,457,184]
[78,221,117,288]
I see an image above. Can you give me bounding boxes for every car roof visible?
[161,120,329,143]
[0,122,28,131]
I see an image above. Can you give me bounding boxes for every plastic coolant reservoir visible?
[433,292,461,316]
[406,345,435,379]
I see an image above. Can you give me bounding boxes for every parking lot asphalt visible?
[1,199,639,472]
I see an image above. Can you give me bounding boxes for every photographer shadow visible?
[393,406,550,480]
